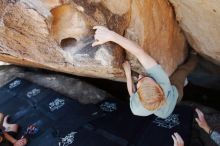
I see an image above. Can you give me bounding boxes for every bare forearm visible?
[111,32,157,69]
[122,61,135,96]
[125,73,134,96]
[93,26,158,69]
[203,125,211,134]
[111,32,143,56]
[3,132,17,144]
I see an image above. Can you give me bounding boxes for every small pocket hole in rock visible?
[60,38,77,50]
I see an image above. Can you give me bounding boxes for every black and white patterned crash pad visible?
[0,78,193,146]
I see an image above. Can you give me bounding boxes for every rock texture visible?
[169,0,220,66]
[0,0,187,81]
[0,65,110,104]
[125,0,187,75]
[189,56,220,90]
[0,0,129,81]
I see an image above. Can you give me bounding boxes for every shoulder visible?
[146,65,177,98]
[145,65,169,83]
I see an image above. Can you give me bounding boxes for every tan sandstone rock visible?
[169,0,220,66]
[125,0,187,76]
[0,0,187,81]
[0,0,130,81]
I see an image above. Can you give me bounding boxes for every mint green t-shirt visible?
[130,64,178,119]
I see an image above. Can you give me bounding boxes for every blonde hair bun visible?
[137,77,165,111]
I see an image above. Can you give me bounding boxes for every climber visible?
[92,26,198,119]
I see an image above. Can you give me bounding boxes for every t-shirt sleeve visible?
[211,131,220,146]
